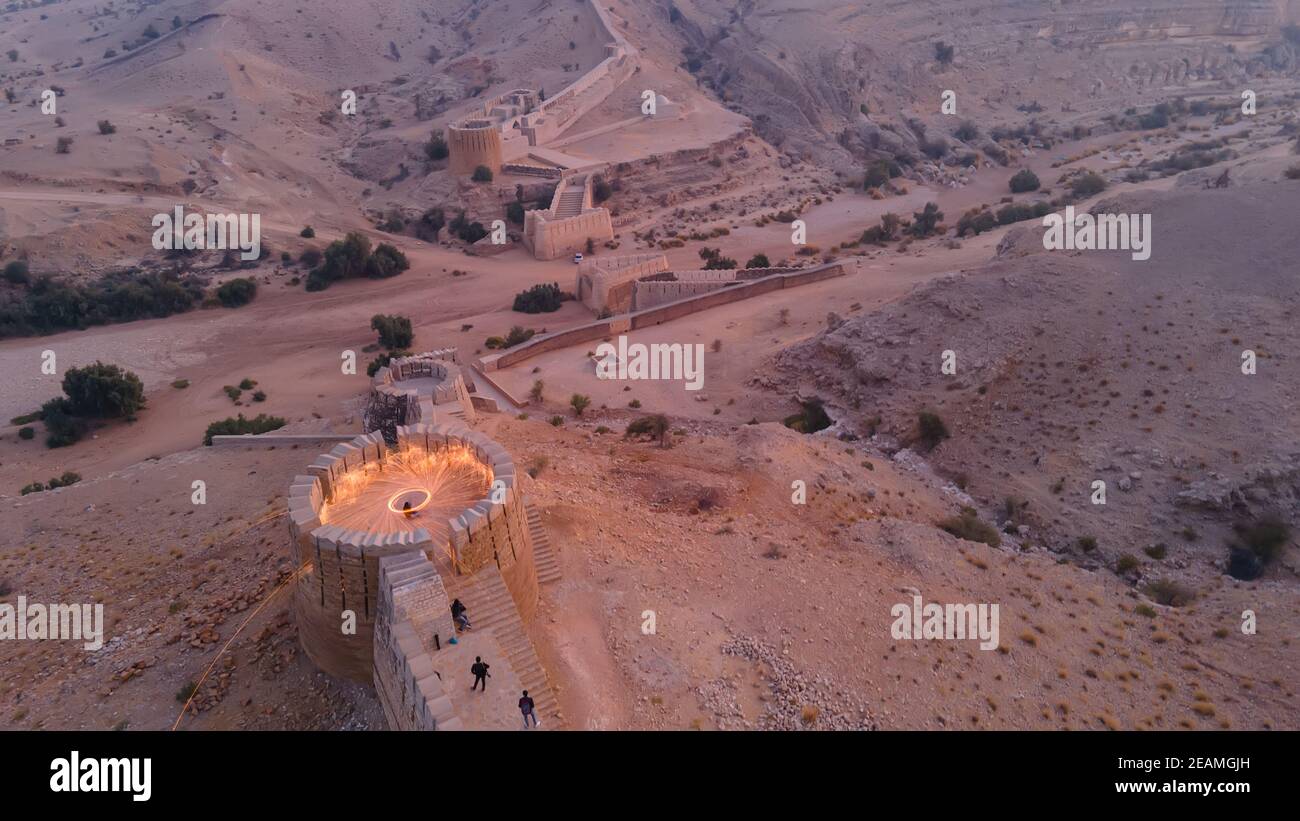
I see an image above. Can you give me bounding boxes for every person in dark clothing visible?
[451,598,470,631]
[470,656,490,692]
[519,690,538,728]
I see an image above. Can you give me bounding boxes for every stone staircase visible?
[526,500,561,585]
[554,186,585,218]
[442,566,562,726]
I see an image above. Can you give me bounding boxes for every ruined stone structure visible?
[576,253,671,312]
[521,173,614,260]
[368,349,475,429]
[287,421,542,729]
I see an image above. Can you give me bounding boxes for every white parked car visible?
[573,252,583,264]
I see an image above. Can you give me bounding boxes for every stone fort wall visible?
[630,267,799,311]
[370,349,474,427]
[373,553,462,730]
[479,262,847,373]
[287,425,536,688]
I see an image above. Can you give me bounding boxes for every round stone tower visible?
[447,120,503,176]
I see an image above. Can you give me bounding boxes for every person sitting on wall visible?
[451,598,471,632]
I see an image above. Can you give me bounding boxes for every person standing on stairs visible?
[519,690,538,728]
[470,656,490,692]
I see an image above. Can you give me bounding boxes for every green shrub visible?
[908,203,943,238]
[956,208,997,237]
[625,414,669,446]
[62,362,145,418]
[917,411,948,449]
[1144,543,1167,560]
[46,471,81,489]
[20,482,44,495]
[371,314,414,349]
[449,210,488,243]
[203,413,287,445]
[306,232,371,291]
[300,226,315,238]
[1070,171,1107,198]
[3,260,30,284]
[18,426,34,440]
[570,394,591,416]
[1230,517,1290,565]
[215,277,257,307]
[937,507,1000,547]
[364,243,409,279]
[502,326,536,348]
[415,208,445,242]
[1009,169,1040,193]
[171,379,189,389]
[1076,535,1098,553]
[1115,554,1140,573]
[506,201,525,225]
[97,120,117,135]
[745,253,770,269]
[424,133,449,161]
[471,165,494,182]
[1,270,204,338]
[512,283,563,313]
[863,159,901,190]
[40,396,83,448]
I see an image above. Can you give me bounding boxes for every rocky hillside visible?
[771,183,1300,582]
[644,0,1300,172]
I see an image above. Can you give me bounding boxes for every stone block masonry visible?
[288,423,540,728]
[479,262,848,373]
[521,174,614,260]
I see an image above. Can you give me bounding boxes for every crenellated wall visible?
[373,553,462,730]
[370,349,474,426]
[577,253,671,312]
[287,424,537,691]
[630,267,800,310]
[479,262,847,373]
[522,175,614,260]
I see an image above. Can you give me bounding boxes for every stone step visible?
[441,565,563,727]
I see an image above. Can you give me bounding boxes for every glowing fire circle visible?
[387,488,433,515]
